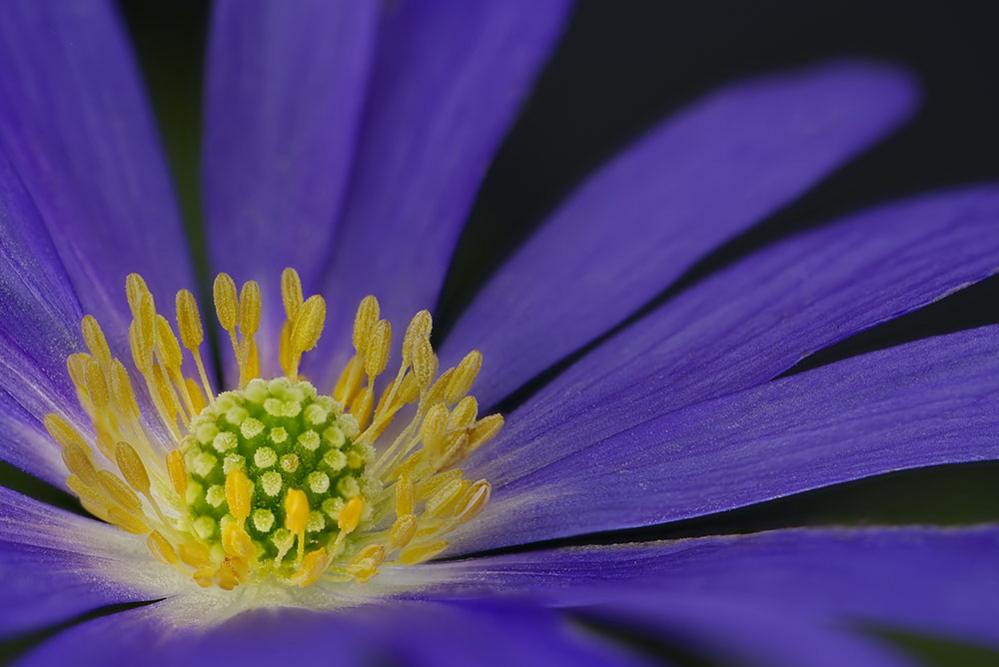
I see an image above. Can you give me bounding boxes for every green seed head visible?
[182,378,374,568]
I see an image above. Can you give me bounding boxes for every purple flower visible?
[0,1,998,666]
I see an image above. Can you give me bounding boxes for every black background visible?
[6,1,999,665]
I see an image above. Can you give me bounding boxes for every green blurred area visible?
[1,2,997,665]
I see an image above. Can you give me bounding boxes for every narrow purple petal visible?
[426,526,999,651]
[0,487,187,638]
[21,596,647,667]
[311,0,571,382]
[203,0,378,376]
[587,594,916,667]
[442,60,919,407]
[454,327,999,552]
[0,1,195,356]
[474,186,999,487]
[0,152,87,484]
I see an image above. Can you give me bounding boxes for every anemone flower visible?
[1,1,998,666]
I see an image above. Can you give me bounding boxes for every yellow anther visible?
[107,505,148,534]
[350,386,374,431]
[446,350,482,404]
[399,540,448,565]
[423,369,453,411]
[350,544,385,582]
[333,355,365,403]
[402,310,433,366]
[411,336,437,389]
[281,268,303,320]
[186,378,207,413]
[363,320,392,379]
[395,373,421,405]
[174,289,204,350]
[109,359,140,419]
[114,441,150,495]
[59,440,98,487]
[388,514,418,550]
[66,353,91,391]
[147,530,178,565]
[337,497,364,534]
[128,321,152,373]
[294,547,329,587]
[154,315,184,370]
[222,522,256,560]
[44,413,87,450]
[453,480,491,524]
[393,450,425,480]
[125,273,151,317]
[352,296,380,355]
[80,315,111,365]
[416,469,464,501]
[448,396,478,431]
[468,414,505,452]
[239,280,262,336]
[66,473,101,505]
[217,559,244,590]
[284,488,309,535]
[84,359,110,409]
[395,473,415,516]
[151,364,180,430]
[213,273,239,332]
[291,295,326,354]
[192,566,215,588]
[96,470,143,513]
[179,541,211,568]
[425,478,468,518]
[94,428,116,460]
[166,449,187,496]
[419,403,449,455]
[137,293,156,353]
[225,469,253,524]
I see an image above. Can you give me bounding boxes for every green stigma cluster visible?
[182,377,376,565]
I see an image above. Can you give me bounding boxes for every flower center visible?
[44,269,502,590]
[183,378,372,578]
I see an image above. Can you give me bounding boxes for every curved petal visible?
[425,526,999,652]
[312,0,571,382]
[0,0,195,356]
[454,327,999,552]
[0,486,189,639]
[19,596,647,667]
[442,59,919,408]
[585,595,917,667]
[0,152,86,484]
[474,185,999,487]
[203,0,378,374]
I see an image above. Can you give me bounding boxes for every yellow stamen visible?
[225,469,253,525]
[46,269,503,591]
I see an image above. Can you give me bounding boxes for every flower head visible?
[46,268,500,591]
[1,1,999,665]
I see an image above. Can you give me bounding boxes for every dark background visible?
[5,1,999,665]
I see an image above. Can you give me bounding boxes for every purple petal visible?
[475,186,999,488]
[0,1,195,356]
[0,153,87,484]
[426,526,999,651]
[311,0,571,382]
[442,60,919,408]
[0,486,186,638]
[20,596,647,667]
[586,594,916,667]
[454,327,999,552]
[203,0,378,375]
